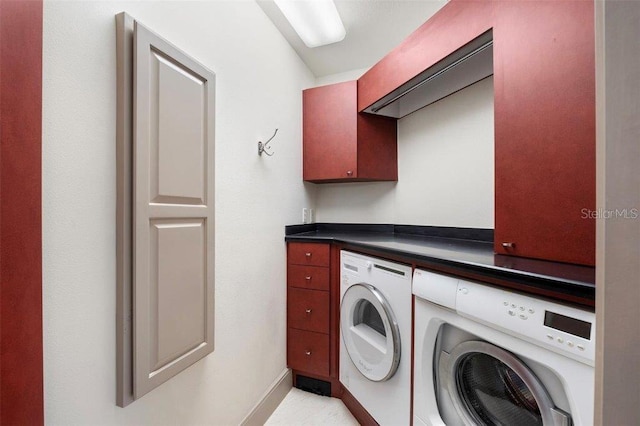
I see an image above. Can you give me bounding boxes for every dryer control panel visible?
[455,280,595,366]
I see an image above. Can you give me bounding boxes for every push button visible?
[528,308,535,314]
[567,341,574,348]
[546,334,554,340]
[508,310,516,316]
[519,314,528,320]
[519,306,525,311]
[557,337,564,344]
[577,345,585,351]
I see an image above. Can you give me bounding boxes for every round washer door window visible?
[440,341,571,426]
[340,283,400,382]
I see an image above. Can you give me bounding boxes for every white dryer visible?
[413,268,595,426]
[340,251,412,425]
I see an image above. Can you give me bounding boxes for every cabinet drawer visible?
[288,264,330,291]
[288,288,330,333]
[287,328,330,377]
[288,243,330,267]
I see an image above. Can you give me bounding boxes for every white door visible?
[133,20,215,399]
[340,283,401,382]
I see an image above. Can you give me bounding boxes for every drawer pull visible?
[305,252,312,258]
[305,276,312,281]
[305,309,312,314]
[502,242,515,248]
[305,350,312,356]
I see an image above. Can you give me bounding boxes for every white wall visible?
[42,1,314,424]
[315,77,495,228]
[314,67,369,87]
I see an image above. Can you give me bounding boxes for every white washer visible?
[340,251,412,425]
[413,269,595,426]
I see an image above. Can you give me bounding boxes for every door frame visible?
[0,0,44,423]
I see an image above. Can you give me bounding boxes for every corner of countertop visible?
[285,223,317,235]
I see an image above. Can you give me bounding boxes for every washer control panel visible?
[456,280,595,365]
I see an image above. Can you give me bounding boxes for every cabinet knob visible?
[305,252,312,258]
[305,309,312,314]
[502,242,515,248]
[346,170,353,177]
[305,276,312,281]
[305,350,312,356]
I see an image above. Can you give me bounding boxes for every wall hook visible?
[258,128,278,156]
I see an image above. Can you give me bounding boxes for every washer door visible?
[439,341,571,426]
[340,283,400,382]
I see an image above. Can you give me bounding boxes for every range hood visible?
[363,30,493,119]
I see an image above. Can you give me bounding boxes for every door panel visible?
[493,1,595,265]
[357,0,493,112]
[0,0,44,422]
[133,20,215,399]
[287,242,330,267]
[151,220,206,370]
[151,51,207,204]
[287,329,330,377]
[287,264,330,291]
[287,288,330,334]
[303,81,358,181]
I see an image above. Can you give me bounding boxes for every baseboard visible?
[240,368,292,426]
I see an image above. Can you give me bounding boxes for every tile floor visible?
[265,387,359,425]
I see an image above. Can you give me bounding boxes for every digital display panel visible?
[544,311,591,339]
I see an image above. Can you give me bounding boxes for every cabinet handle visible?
[305,308,312,314]
[305,350,312,356]
[305,276,312,281]
[305,252,312,258]
[346,170,353,177]
[502,242,515,248]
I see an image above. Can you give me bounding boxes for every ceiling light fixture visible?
[274,0,346,48]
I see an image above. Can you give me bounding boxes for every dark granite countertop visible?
[285,223,595,305]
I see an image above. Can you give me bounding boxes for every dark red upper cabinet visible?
[493,1,595,266]
[357,0,493,114]
[354,0,595,266]
[303,81,397,183]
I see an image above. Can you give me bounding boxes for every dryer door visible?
[439,341,571,426]
[340,283,400,382]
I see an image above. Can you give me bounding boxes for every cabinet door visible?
[357,0,493,112]
[494,1,595,265]
[133,20,215,399]
[0,0,44,422]
[287,288,330,334]
[288,242,330,267]
[287,329,330,377]
[287,265,330,291]
[303,81,358,181]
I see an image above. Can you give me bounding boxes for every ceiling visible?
[256,0,447,78]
